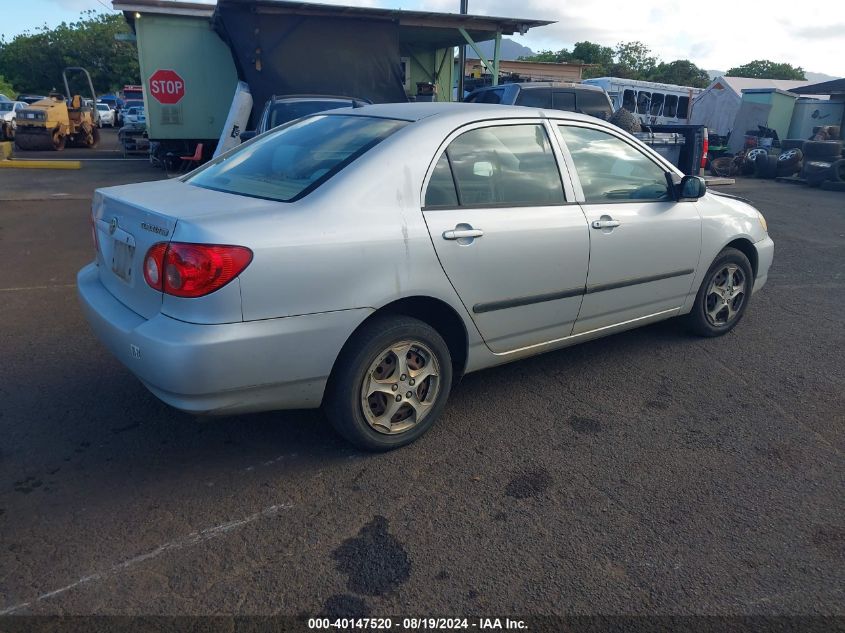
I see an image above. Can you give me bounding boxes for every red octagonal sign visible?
[149,69,185,105]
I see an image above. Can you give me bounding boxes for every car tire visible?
[709,156,735,177]
[324,315,453,451]
[829,159,845,183]
[781,139,805,152]
[686,248,754,338]
[754,153,778,179]
[804,161,831,187]
[776,148,803,176]
[803,140,843,160]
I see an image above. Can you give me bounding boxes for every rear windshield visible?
[267,100,353,130]
[187,114,408,203]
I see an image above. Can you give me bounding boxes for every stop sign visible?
[148,69,185,105]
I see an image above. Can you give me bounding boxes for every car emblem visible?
[109,217,118,235]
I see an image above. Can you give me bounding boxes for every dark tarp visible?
[213,2,408,123]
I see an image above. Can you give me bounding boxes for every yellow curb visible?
[0,160,82,169]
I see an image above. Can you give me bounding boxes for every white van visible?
[582,77,703,126]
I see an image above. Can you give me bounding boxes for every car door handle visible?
[591,220,620,229]
[443,228,484,240]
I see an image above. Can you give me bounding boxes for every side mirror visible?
[677,175,706,200]
[239,130,257,142]
[473,160,494,177]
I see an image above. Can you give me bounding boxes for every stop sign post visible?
[149,69,185,105]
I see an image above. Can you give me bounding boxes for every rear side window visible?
[424,153,458,207]
[516,89,552,108]
[187,115,408,202]
[467,88,504,104]
[552,91,576,111]
[558,125,670,203]
[678,96,690,119]
[267,100,352,130]
[622,89,636,111]
[637,91,651,114]
[440,124,565,207]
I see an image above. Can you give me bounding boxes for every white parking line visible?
[0,502,294,615]
[0,284,76,292]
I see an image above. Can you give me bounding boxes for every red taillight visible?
[701,128,709,170]
[143,242,252,298]
[143,243,168,290]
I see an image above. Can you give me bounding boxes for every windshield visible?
[267,100,353,130]
[0,103,12,111]
[187,114,408,203]
[97,104,109,111]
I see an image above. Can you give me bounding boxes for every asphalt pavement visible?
[0,151,843,626]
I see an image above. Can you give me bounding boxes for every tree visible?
[0,11,139,95]
[725,60,806,80]
[614,41,657,78]
[649,60,710,88]
[0,75,15,97]
[570,41,614,67]
[519,49,572,64]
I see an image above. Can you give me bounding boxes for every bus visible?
[581,77,704,125]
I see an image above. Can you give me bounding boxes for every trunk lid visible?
[93,188,178,319]
[92,179,273,319]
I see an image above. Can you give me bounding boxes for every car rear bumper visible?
[753,235,774,293]
[77,263,371,414]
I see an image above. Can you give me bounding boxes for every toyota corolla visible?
[78,103,774,450]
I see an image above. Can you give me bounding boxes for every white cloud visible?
[311,0,845,76]
[40,0,843,76]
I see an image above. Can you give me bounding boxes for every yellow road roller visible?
[15,67,101,151]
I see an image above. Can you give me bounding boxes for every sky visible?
[2,0,843,78]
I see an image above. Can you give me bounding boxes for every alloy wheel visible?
[360,340,441,435]
[705,264,746,327]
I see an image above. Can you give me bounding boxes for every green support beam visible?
[459,27,500,86]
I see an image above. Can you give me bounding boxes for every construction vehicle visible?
[15,68,100,151]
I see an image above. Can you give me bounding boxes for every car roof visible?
[470,82,605,92]
[269,94,368,103]
[336,101,604,125]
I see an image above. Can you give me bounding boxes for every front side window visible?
[577,91,612,120]
[442,124,565,207]
[558,125,671,203]
[187,115,408,202]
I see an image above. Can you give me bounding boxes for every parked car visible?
[0,101,26,140]
[123,106,145,125]
[96,103,115,127]
[78,103,774,451]
[16,94,48,105]
[239,94,370,141]
[465,82,614,121]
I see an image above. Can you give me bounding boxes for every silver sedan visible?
[78,103,774,450]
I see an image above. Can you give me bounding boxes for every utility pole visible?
[457,0,467,101]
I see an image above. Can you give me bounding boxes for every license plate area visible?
[111,236,136,283]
